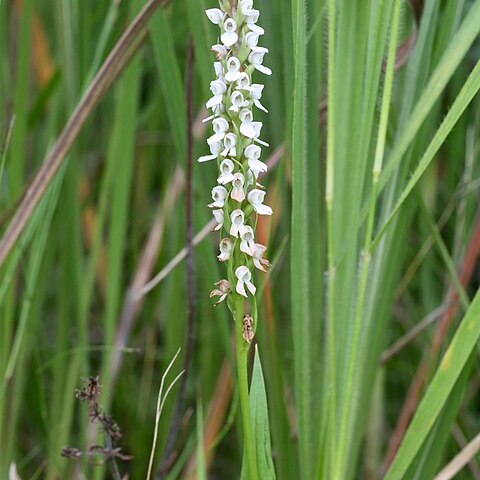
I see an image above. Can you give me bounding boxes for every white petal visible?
[248,158,268,172]
[206,95,223,109]
[240,122,257,139]
[254,204,273,215]
[253,258,267,272]
[197,153,217,162]
[254,138,270,147]
[255,64,272,75]
[248,23,264,34]
[207,132,225,145]
[246,279,256,295]
[231,187,245,202]
[254,99,268,113]
[221,31,238,48]
[205,8,225,24]
[225,71,243,83]
[217,173,235,185]
[229,223,238,237]
[202,114,216,123]
[236,279,248,297]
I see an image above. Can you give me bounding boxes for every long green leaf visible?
[291,0,319,477]
[385,288,480,480]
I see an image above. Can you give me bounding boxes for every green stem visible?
[234,294,258,480]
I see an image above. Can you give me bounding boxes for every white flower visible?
[212,209,224,231]
[209,185,228,208]
[240,0,254,15]
[221,132,237,157]
[205,8,225,25]
[249,84,268,112]
[245,31,262,51]
[253,243,271,271]
[248,188,272,215]
[239,109,260,139]
[221,18,238,48]
[231,172,246,202]
[229,91,249,113]
[225,57,243,83]
[198,141,222,163]
[208,117,230,144]
[230,209,248,237]
[246,11,264,34]
[238,110,268,146]
[235,266,256,297]
[206,79,227,109]
[249,48,271,75]
[217,159,235,184]
[236,73,251,90]
[211,44,228,59]
[244,144,268,174]
[218,238,233,262]
[240,226,256,255]
[210,279,230,306]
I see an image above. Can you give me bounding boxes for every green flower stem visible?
[234,293,258,480]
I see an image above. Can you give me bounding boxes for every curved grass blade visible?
[379,0,480,192]
[373,58,480,249]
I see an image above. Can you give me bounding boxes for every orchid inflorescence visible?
[200,0,272,305]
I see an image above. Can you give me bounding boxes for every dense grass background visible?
[1,0,480,478]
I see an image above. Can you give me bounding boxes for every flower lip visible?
[231,172,246,202]
[221,18,239,47]
[240,225,256,256]
[235,265,256,297]
[230,209,248,237]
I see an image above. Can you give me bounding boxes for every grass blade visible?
[385,289,480,480]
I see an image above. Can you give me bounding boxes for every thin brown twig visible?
[380,304,448,364]
[107,168,184,389]
[0,0,168,268]
[434,431,480,480]
[157,38,196,479]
